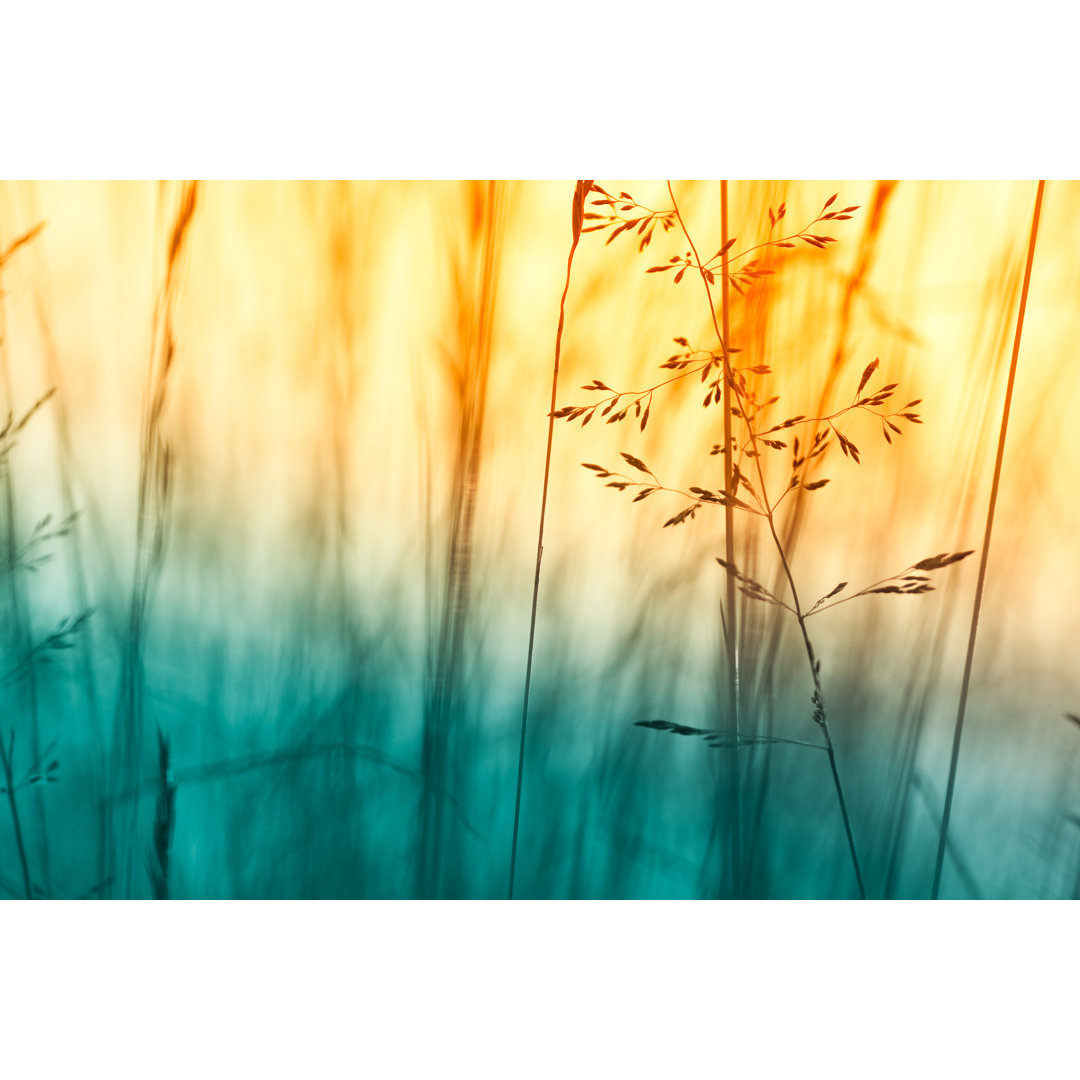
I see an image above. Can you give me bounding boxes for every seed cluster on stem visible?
[554,181,976,899]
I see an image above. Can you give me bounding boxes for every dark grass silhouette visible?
[0,180,1075,899]
[553,182,976,898]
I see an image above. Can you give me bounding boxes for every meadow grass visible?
[112,180,198,898]
[548,182,996,898]
[0,180,1074,899]
[931,180,1046,898]
[421,180,505,898]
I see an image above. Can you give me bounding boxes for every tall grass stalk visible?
[931,179,1046,899]
[0,219,60,894]
[559,183,975,897]
[884,238,1020,897]
[508,180,590,899]
[0,730,33,898]
[21,183,111,897]
[147,726,176,900]
[718,181,742,897]
[670,182,742,896]
[114,180,198,897]
[420,180,504,898]
[0,220,53,894]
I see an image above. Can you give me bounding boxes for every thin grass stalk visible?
[1071,816,1080,899]
[666,181,739,895]
[0,218,52,895]
[323,181,361,654]
[913,774,983,899]
[719,181,742,897]
[886,240,1021,897]
[765,182,897,687]
[114,180,197,897]
[667,181,867,899]
[21,179,111,897]
[776,518,867,899]
[508,180,590,900]
[147,726,175,900]
[421,180,503,897]
[0,731,33,898]
[880,692,930,897]
[931,179,1045,899]
[320,183,369,860]
[735,187,786,895]
[881,588,959,896]
[0,488,48,890]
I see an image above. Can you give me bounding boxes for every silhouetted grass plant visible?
[3,180,1072,899]
[509,180,591,899]
[0,728,59,898]
[1,224,96,899]
[0,403,94,898]
[554,181,975,898]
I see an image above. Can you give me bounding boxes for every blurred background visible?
[0,179,1077,899]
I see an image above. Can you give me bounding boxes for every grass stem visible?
[0,731,33,899]
[719,181,743,897]
[509,181,589,900]
[931,179,1045,899]
[668,182,866,898]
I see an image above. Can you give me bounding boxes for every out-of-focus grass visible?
[0,180,1077,898]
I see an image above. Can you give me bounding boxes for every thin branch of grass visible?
[509,180,590,900]
[147,727,176,900]
[931,179,1046,899]
[720,181,743,897]
[776,183,897,551]
[19,186,113,898]
[114,180,199,897]
[666,183,868,899]
[0,226,56,894]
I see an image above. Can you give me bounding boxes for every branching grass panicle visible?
[556,182,976,899]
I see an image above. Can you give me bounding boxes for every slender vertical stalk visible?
[771,511,866,900]
[0,731,33,899]
[421,180,503,898]
[719,182,742,897]
[22,184,110,900]
[0,217,51,896]
[509,180,590,900]
[115,180,198,897]
[148,727,176,900]
[931,179,1045,899]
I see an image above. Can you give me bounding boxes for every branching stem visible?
[668,183,867,899]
